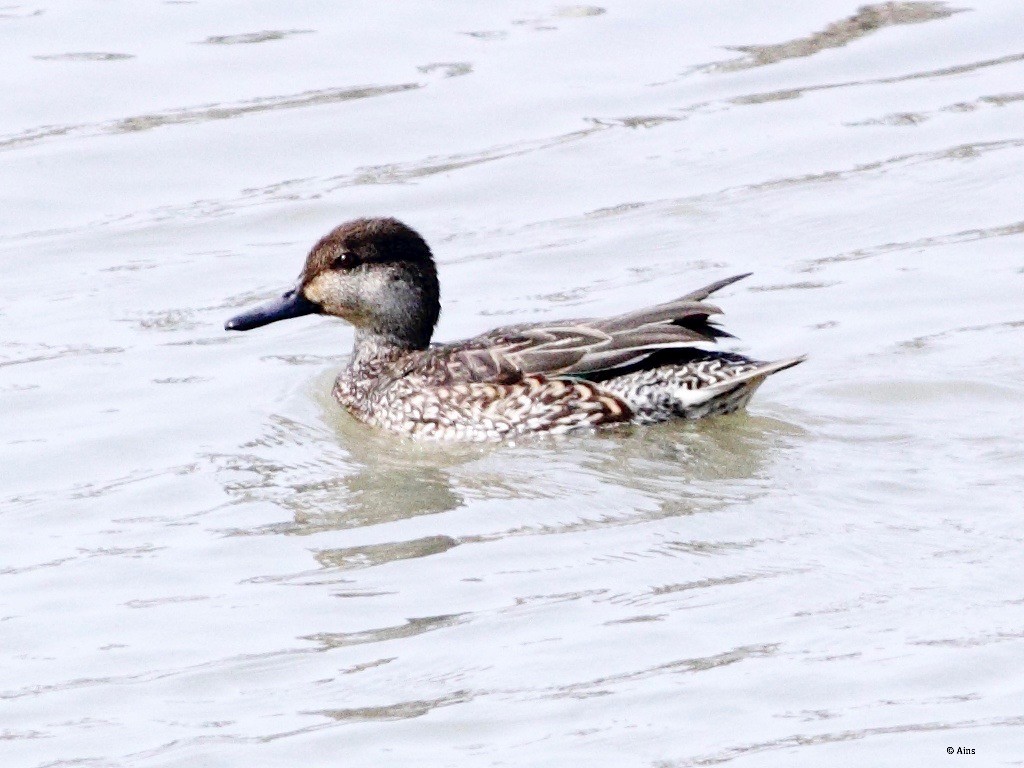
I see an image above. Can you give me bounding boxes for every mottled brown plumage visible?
[226,218,804,440]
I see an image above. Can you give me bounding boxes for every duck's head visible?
[225,217,440,349]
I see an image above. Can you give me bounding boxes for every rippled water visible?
[3,1,1024,765]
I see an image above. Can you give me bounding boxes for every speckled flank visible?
[333,345,632,442]
[226,218,805,441]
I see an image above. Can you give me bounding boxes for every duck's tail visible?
[602,353,805,423]
[676,355,806,418]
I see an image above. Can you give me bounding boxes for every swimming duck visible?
[226,217,803,441]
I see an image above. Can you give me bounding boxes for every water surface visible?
[2,1,1024,765]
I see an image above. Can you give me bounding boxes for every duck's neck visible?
[350,328,421,370]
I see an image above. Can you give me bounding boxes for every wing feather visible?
[441,274,752,382]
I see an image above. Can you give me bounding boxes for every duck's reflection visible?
[216,371,803,546]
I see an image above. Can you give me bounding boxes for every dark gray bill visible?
[225,286,317,331]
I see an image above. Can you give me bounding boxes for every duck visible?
[225,217,804,441]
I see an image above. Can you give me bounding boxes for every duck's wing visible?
[446,274,751,382]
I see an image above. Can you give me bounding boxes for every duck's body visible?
[226,218,803,441]
[331,297,801,441]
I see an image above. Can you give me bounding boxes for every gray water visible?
[2,2,1023,766]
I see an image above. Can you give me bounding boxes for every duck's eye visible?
[332,252,358,270]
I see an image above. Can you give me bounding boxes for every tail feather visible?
[677,355,806,408]
[679,273,752,302]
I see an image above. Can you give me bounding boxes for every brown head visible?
[225,218,440,349]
